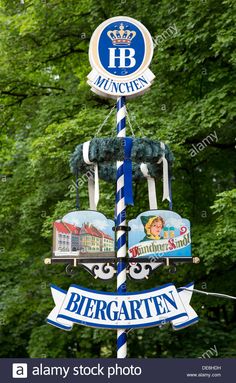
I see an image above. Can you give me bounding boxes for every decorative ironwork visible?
[128,262,163,280]
[81,262,116,280]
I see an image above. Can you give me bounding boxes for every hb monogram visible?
[107,23,136,69]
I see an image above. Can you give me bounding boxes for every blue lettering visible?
[126,81,134,93]
[141,298,152,318]
[133,79,142,90]
[103,79,111,91]
[94,76,106,88]
[162,291,178,312]
[76,295,86,314]
[138,76,148,86]
[83,298,96,318]
[119,83,126,93]
[152,296,167,315]
[111,81,119,93]
[94,299,107,320]
[107,301,118,321]
[129,300,143,320]
[118,301,130,320]
[65,293,80,312]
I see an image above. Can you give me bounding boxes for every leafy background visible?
[0,0,235,358]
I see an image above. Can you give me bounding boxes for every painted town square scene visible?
[53,211,115,258]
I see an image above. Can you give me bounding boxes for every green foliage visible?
[0,0,235,358]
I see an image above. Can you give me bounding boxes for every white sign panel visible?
[88,16,155,98]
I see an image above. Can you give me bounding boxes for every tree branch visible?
[43,47,86,63]
[185,140,234,149]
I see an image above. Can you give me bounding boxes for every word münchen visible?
[87,70,154,97]
[94,75,148,93]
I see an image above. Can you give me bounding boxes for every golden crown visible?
[107,23,136,46]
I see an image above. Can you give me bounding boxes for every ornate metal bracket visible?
[81,263,116,280]
[128,262,164,280]
[44,257,200,281]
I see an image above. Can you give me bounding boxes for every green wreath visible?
[70,137,173,182]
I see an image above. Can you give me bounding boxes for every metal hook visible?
[169,264,177,274]
[66,264,77,276]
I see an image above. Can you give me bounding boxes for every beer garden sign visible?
[45,16,200,358]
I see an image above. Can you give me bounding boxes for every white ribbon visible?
[158,142,171,202]
[83,141,99,210]
[140,163,157,209]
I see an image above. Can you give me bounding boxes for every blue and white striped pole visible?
[116,96,127,358]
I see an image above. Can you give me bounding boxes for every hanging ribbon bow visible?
[158,142,171,202]
[123,137,134,205]
[140,163,158,209]
[83,141,99,210]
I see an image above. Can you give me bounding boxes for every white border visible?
[89,16,154,82]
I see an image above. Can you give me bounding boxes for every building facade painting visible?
[53,220,114,256]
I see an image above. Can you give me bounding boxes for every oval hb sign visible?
[87,16,155,98]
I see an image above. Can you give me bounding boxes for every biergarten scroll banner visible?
[47,283,198,331]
